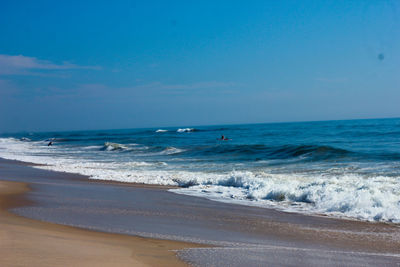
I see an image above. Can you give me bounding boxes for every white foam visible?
[172,172,400,223]
[1,137,400,223]
[139,147,185,156]
[156,129,168,133]
[102,142,128,151]
[160,147,185,155]
[177,128,195,133]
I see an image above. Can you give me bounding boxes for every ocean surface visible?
[1,118,400,223]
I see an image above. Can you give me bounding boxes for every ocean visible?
[1,118,400,223]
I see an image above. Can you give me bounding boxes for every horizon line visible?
[1,115,399,135]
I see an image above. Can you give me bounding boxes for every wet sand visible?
[0,180,202,267]
[1,157,400,266]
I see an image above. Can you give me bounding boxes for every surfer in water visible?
[219,135,230,141]
[47,141,53,146]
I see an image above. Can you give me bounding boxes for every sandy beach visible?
[0,179,202,266]
[2,1,399,265]
[1,157,400,266]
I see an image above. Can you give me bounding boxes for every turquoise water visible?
[1,118,400,222]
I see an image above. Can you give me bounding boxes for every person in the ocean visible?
[220,135,229,141]
[47,141,53,146]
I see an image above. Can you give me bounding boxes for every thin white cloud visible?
[1,81,240,102]
[0,54,100,75]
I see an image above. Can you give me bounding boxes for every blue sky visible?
[0,0,399,132]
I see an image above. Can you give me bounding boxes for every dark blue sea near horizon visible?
[1,118,400,223]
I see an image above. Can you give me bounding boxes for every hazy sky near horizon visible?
[1,0,399,132]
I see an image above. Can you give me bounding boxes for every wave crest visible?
[198,144,351,161]
[102,142,128,151]
[160,147,185,155]
[177,128,196,133]
[172,171,400,223]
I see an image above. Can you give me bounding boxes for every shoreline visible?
[1,157,400,266]
[14,157,400,227]
[0,176,203,266]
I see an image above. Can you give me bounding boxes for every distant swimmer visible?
[219,135,230,141]
[47,141,53,146]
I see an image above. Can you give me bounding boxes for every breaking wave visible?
[191,144,352,161]
[160,147,185,155]
[102,142,129,151]
[177,128,197,133]
[171,171,400,223]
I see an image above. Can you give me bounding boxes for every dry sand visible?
[0,180,202,267]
